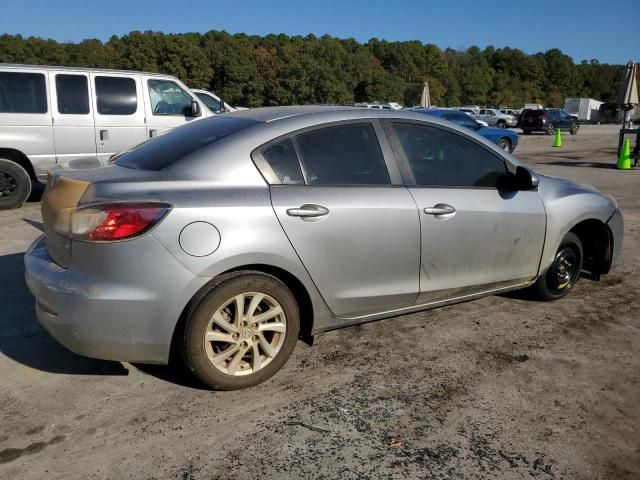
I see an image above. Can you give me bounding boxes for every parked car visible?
[521,108,580,135]
[499,108,521,117]
[475,108,518,128]
[412,108,518,152]
[0,63,212,210]
[191,89,239,113]
[25,106,623,390]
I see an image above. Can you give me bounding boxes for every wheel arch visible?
[568,218,613,279]
[0,148,37,180]
[169,263,316,363]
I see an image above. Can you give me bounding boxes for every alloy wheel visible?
[204,292,286,376]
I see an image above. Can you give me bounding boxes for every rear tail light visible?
[69,203,170,242]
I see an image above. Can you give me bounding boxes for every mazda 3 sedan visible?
[25,106,623,390]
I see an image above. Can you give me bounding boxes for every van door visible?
[0,69,55,180]
[142,76,204,139]
[49,71,98,168]
[90,73,146,164]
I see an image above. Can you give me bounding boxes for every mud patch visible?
[0,435,65,464]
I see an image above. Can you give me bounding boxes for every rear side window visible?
[260,138,304,185]
[391,122,507,188]
[56,74,89,114]
[115,116,259,171]
[95,76,137,115]
[0,72,47,113]
[295,123,389,185]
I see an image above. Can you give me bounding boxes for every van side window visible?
[95,76,137,115]
[0,72,47,114]
[148,80,194,116]
[56,74,89,114]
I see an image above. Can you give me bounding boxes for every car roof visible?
[0,63,174,78]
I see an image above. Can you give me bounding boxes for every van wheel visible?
[182,271,300,390]
[0,159,32,210]
[533,232,583,301]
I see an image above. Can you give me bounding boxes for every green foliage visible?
[0,32,625,108]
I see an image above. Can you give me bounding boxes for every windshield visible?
[115,116,259,171]
[195,92,222,113]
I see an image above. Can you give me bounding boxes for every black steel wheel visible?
[0,159,32,210]
[533,232,583,301]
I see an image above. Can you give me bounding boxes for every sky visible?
[1,0,638,64]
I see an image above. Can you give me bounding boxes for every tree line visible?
[0,31,625,108]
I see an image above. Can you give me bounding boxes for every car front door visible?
[143,77,204,139]
[91,73,147,164]
[256,121,421,318]
[49,71,98,168]
[384,120,546,303]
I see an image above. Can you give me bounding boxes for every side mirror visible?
[514,165,539,190]
[190,100,202,117]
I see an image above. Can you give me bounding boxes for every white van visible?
[0,63,212,209]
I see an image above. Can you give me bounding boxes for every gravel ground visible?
[0,125,638,479]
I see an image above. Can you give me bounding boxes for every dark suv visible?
[521,109,579,135]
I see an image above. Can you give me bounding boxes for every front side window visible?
[0,72,47,113]
[295,123,390,186]
[56,74,89,114]
[148,79,194,116]
[391,122,507,188]
[95,76,137,115]
[195,92,221,113]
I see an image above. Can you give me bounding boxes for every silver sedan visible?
[24,106,623,390]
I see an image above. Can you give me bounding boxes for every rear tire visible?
[546,123,556,135]
[496,138,511,152]
[533,232,583,301]
[0,159,32,210]
[181,271,300,390]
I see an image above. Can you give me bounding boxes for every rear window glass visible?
[115,116,259,171]
[0,72,47,113]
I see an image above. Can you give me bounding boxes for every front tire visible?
[497,120,507,129]
[570,124,579,135]
[182,271,300,390]
[533,232,583,301]
[0,159,32,210]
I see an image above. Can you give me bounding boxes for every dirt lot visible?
[0,125,638,479]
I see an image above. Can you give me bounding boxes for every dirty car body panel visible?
[24,106,623,365]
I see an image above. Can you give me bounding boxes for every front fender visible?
[538,175,617,274]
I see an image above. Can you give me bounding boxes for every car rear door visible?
[384,120,546,303]
[255,120,420,318]
[49,71,98,168]
[91,73,147,164]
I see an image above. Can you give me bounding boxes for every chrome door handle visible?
[286,204,329,218]
[423,204,456,217]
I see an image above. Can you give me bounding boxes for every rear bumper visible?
[24,235,208,364]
